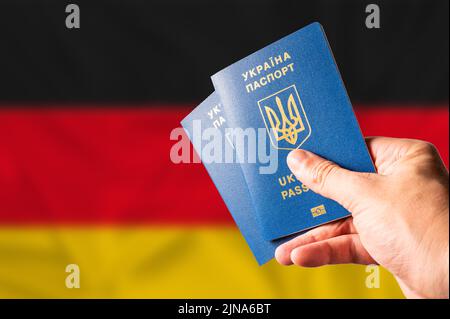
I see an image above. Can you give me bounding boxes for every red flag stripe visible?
[0,105,447,224]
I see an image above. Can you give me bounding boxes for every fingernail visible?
[287,149,308,170]
[275,244,292,266]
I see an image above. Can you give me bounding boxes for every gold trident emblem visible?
[264,93,305,145]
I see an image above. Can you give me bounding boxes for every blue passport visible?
[181,93,293,265]
[212,22,375,240]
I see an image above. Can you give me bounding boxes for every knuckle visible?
[308,232,318,243]
[355,172,375,183]
[410,141,442,171]
[421,141,438,154]
[414,141,438,156]
[311,160,338,191]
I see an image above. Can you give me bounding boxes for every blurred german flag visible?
[0,0,447,298]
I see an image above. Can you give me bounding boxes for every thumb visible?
[287,149,376,211]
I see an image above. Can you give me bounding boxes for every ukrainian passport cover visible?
[211,22,375,240]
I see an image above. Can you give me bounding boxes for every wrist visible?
[420,210,449,298]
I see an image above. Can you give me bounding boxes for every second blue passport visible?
[212,22,375,240]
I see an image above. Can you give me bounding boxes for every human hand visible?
[275,137,449,299]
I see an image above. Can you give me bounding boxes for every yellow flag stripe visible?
[0,226,403,298]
